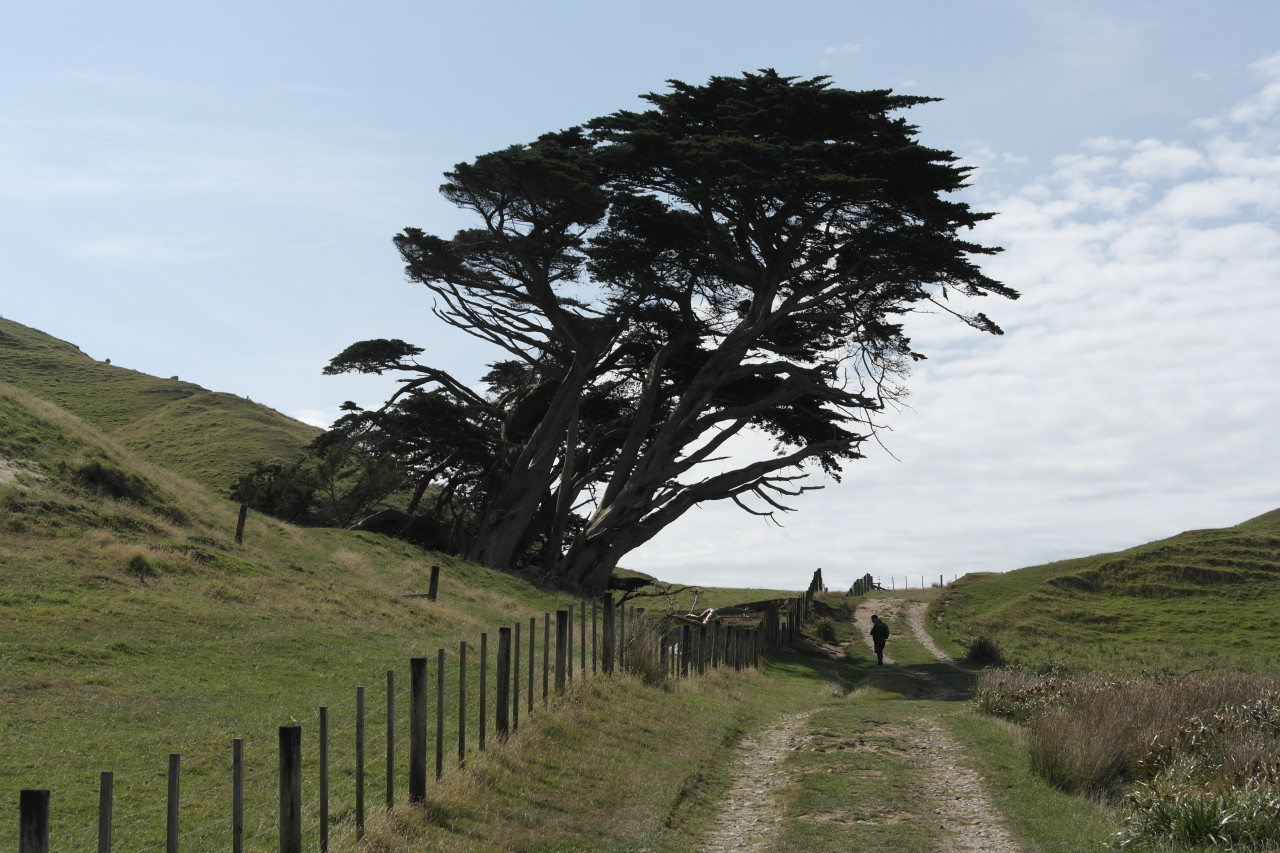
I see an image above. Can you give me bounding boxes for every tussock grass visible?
[975,670,1280,850]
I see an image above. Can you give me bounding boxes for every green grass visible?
[946,713,1117,851]
[8,315,1280,851]
[932,511,1280,675]
[0,316,317,492]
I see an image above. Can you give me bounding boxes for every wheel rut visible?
[701,598,1021,851]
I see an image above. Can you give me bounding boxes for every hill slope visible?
[933,509,1280,675]
[0,316,318,491]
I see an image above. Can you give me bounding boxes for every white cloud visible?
[291,409,335,429]
[823,43,863,57]
[626,60,1280,590]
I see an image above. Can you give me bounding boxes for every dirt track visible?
[701,599,1020,852]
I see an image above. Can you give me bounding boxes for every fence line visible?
[14,589,810,853]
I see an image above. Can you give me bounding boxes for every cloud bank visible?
[625,54,1280,592]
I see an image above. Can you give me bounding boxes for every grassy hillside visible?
[0,371,825,851]
[0,316,318,492]
[933,510,1280,675]
[0,378,584,845]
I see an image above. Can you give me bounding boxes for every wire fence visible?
[12,590,807,853]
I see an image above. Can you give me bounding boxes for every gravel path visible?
[700,712,813,851]
[856,598,1022,852]
[700,598,1021,852]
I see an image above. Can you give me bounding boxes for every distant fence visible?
[13,587,821,853]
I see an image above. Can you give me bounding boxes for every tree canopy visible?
[324,70,1016,593]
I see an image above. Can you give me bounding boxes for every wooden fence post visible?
[279,726,302,853]
[602,595,615,675]
[542,613,550,704]
[555,610,568,692]
[591,599,598,674]
[565,607,573,682]
[496,627,511,740]
[618,605,627,672]
[681,625,692,678]
[97,771,112,853]
[512,623,521,732]
[409,657,427,803]
[479,634,488,751]
[234,503,248,544]
[166,753,180,853]
[233,738,246,851]
[580,600,587,675]
[355,687,365,838]
[386,670,395,810]
[427,565,440,601]
[527,617,536,715]
[319,707,330,853]
[19,790,49,853]
[458,642,467,768]
[436,648,446,780]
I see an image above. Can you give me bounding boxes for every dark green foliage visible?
[229,460,318,523]
[329,71,1013,591]
[127,554,151,581]
[964,634,1005,666]
[73,460,154,503]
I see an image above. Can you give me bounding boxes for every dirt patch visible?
[853,598,1021,851]
[0,456,40,487]
[703,599,1020,851]
[701,711,813,851]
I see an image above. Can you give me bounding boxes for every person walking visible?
[870,614,890,665]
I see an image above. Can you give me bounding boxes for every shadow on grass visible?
[764,648,978,702]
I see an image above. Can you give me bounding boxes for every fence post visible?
[618,605,627,672]
[279,726,302,853]
[428,565,440,601]
[436,648,446,780]
[496,627,511,740]
[602,595,615,675]
[555,610,568,692]
[565,607,573,682]
[234,503,248,544]
[409,658,427,803]
[166,753,179,853]
[319,707,330,853]
[580,600,587,675]
[386,670,395,810]
[97,771,112,853]
[512,623,521,732]
[591,599,598,674]
[542,613,550,704]
[355,687,365,838]
[681,625,692,677]
[233,738,245,851]
[19,790,49,853]
[458,641,467,768]
[479,633,488,751]
[527,617,536,715]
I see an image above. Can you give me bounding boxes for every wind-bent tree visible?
[327,71,1017,593]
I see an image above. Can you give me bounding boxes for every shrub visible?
[811,616,838,643]
[1118,766,1280,850]
[963,634,1004,666]
[73,460,153,503]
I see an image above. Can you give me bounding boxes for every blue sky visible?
[3,1,1279,590]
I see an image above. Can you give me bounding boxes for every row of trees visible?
[236,71,1015,594]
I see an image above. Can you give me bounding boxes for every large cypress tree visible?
[327,71,1016,593]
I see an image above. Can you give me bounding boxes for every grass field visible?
[931,509,1280,675]
[5,316,1280,851]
